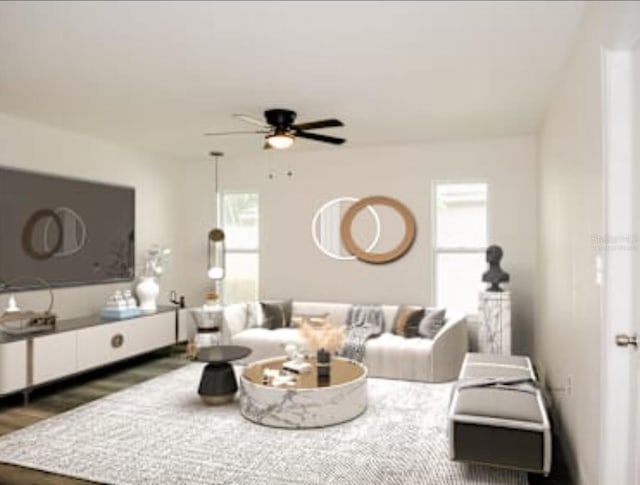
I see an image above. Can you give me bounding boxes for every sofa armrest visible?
[430,315,468,382]
[224,303,249,339]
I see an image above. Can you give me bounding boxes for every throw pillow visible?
[260,300,293,330]
[393,306,426,338]
[418,308,447,339]
[224,303,248,335]
[290,312,330,328]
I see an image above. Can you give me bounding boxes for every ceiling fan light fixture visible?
[266,131,294,150]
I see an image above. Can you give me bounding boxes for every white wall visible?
[219,136,537,354]
[537,3,640,485]
[181,160,217,304]
[0,113,189,319]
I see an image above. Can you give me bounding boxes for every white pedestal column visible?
[478,291,511,355]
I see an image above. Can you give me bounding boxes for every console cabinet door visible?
[126,312,175,355]
[0,341,27,395]
[76,313,176,372]
[32,332,77,385]
[76,320,131,372]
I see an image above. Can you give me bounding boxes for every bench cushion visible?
[448,352,552,475]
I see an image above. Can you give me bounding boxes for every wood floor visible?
[0,346,572,485]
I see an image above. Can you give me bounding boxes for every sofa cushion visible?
[223,303,248,336]
[232,328,306,363]
[392,306,425,337]
[290,312,330,328]
[292,302,352,326]
[418,308,447,339]
[260,300,293,329]
[292,302,402,333]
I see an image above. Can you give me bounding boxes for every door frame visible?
[600,42,639,485]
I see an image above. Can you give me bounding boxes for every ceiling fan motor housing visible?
[265,109,297,129]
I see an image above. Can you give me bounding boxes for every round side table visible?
[196,345,252,405]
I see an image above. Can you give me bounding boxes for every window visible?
[220,192,259,303]
[433,182,488,314]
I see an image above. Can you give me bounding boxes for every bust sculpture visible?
[482,245,510,292]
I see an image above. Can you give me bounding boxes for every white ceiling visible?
[0,1,585,161]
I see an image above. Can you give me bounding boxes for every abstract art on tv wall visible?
[0,166,135,291]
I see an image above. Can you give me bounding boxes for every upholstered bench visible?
[448,353,552,475]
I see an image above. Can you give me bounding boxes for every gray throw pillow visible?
[418,308,447,339]
[260,300,293,329]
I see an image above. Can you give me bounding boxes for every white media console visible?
[0,306,187,403]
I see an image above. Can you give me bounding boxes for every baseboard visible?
[532,358,579,484]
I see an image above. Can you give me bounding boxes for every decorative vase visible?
[317,348,331,385]
[136,276,159,313]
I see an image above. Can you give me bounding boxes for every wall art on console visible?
[0,167,135,291]
[311,195,416,264]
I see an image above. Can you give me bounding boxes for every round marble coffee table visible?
[197,345,251,405]
[239,356,367,428]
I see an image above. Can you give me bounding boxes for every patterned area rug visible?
[0,364,526,485]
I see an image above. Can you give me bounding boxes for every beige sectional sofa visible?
[219,301,468,383]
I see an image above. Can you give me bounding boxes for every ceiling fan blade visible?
[204,130,269,136]
[233,113,270,128]
[292,119,344,131]
[295,131,346,145]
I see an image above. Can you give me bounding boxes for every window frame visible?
[430,179,490,314]
[219,190,260,303]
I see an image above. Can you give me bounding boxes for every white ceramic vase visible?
[136,276,160,313]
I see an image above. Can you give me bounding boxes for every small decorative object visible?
[284,342,299,360]
[136,276,160,313]
[261,368,297,387]
[482,245,510,292]
[136,244,171,313]
[299,320,346,384]
[283,348,312,374]
[124,290,137,308]
[0,277,56,335]
[186,340,198,360]
[100,289,142,320]
[316,348,331,383]
[169,290,186,308]
[282,360,312,374]
[299,320,346,354]
[5,295,19,313]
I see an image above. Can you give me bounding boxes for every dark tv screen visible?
[0,167,135,291]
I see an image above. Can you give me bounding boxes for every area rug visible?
[0,364,526,485]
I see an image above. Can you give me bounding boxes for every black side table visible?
[196,345,252,405]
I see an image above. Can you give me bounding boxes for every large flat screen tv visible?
[0,167,135,291]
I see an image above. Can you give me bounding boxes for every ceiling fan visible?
[204,109,346,150]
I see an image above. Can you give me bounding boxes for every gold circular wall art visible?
[340,196,416,264]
